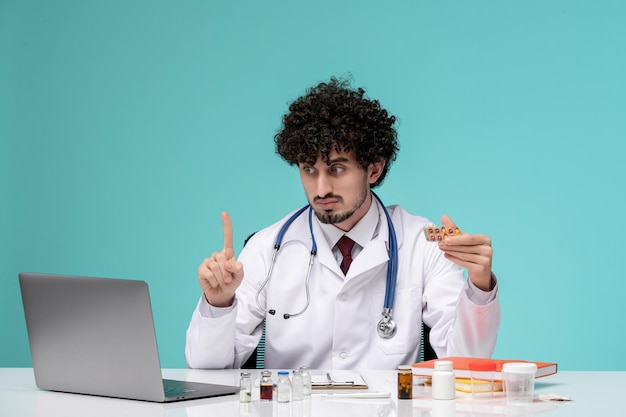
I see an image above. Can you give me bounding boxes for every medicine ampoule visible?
[260,370,273,401]
[276,371,291,403]
[291,369,304,401]
[299,366,312,396]
[239,371,252,403]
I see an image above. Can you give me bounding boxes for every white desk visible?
[1,368,625,416]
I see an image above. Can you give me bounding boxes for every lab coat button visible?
[339,352,348,360]
[337,292,347,301]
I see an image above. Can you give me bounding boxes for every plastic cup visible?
[468,360,496,400]
[502,362,537,405]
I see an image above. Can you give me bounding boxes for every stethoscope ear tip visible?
[268,310,276,315]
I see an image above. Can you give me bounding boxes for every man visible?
[186,77,500,370]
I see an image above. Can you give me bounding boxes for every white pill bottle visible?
[431,360,456,400]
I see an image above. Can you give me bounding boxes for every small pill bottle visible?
[239,371,252,403]
[431,360,455,400]
[397,365,413,399]
[276,371,291,403]
[260,370,273,401]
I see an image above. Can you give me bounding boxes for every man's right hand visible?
[197,212,244,307]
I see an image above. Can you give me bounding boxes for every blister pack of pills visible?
[423,225,461,242]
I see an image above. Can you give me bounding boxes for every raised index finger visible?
[221,212,235,258]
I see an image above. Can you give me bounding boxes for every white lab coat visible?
[185,204,500,370]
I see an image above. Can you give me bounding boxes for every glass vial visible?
[291,369,304,401]
[276,371,291,403]
[431,360,456,400]
[397,365,413,399]
[299,366,312,396]
[239,371,252,403]
[260,370,273,401]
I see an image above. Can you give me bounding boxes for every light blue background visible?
[2,1,624,370]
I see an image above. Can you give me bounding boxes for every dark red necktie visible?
[336,235,355,275]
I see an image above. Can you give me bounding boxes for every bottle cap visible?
[278,371,289,376]
[502,362,537,374]
[398,365,412,371]
[240,371,251,377]
[434,360,453,371]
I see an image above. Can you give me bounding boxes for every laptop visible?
[19,272,240,402]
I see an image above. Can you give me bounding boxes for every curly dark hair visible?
[274,77,399,188]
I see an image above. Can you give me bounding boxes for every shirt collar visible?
[317,193,381,249]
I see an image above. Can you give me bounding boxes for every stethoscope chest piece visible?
[377,308,397,339]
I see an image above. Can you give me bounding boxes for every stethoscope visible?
[254,192,398,339]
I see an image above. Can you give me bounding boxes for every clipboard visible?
[311,372,368,390]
